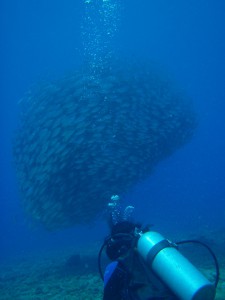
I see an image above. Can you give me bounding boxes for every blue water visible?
[1,0,225,263]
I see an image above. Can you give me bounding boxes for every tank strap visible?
[146,239,174,267]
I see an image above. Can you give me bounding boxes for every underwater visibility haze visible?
[1,0,225,299]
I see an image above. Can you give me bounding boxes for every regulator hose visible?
[98,233,134,281]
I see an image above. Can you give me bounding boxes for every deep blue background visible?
[1,0,225,262]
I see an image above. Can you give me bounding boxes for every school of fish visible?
[13,63,197,229]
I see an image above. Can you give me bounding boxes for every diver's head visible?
[111,221,136,235]
[106,221,140,260]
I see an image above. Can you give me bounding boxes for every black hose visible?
[98,241,107,281]
[175,239,220,288]
[98,233,134,281]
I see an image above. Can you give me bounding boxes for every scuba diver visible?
[98,195,219,300]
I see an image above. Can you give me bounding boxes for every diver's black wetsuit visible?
[103,261,132,300]
[103,260,178,300]
[103,221,178,300]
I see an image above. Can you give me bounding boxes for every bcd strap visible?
[146,239,174,267]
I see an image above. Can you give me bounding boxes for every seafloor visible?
[0,240,224,300]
